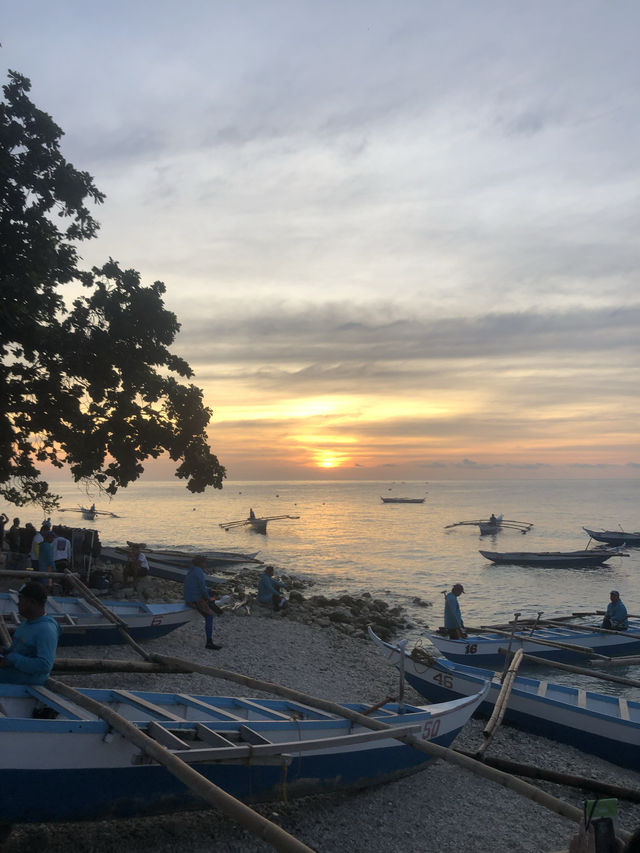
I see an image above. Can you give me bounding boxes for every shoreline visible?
[4,590,640,852]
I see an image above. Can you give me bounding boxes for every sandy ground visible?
[3,604,640,853]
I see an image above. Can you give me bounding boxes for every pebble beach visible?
[3,574,640,853]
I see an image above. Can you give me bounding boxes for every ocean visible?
[39,477,639,631]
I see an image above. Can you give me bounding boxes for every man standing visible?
[6,517,24,570]
[258,566,287,612]
[443,583,467,639]
[602,590,628,631]
[184,556,221,650]
[0,582,62,684]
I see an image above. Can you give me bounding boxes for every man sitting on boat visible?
[443,583,467,639]
[602,590,628,631]
[258,566,288,612]
[123,544,149,587]
[0,582,62,684]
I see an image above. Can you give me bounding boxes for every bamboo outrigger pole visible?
[497,648,640,689]
[477,649,523,758]
[146,651,630,840]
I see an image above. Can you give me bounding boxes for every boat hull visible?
[583,528,640,546]
[380,497,426,504]
[0,686,485,823]
[479,549,622,567]
[370,629,640,771]
[0,594,192,646]
[425,619,640,668]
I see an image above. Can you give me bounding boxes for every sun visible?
[315,451,345,469]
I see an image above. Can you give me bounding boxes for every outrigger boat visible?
[369,628,640,771]
[0,683,486,824]
[219,514,300,535]
[583,527,640,547]
[445,515,533,535]
[479,548,628,567]
[424,614,640,668]
[0,591,192,646]
[60,505,121,521]
[380,497,426,504]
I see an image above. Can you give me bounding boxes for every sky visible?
[3,1,640,481]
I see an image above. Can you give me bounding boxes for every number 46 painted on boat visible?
[432,672,454,689]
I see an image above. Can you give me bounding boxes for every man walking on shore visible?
[184,556,221,650]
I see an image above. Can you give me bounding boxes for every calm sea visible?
[40,477,638,620]
[21,477,640,694]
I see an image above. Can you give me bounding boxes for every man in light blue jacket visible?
[0,582,61,684]
[602,590,628,631]
[443,583,467,639]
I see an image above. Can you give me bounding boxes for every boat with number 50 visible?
[0,683,487,824]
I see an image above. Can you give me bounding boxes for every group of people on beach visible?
[183,557,288,650]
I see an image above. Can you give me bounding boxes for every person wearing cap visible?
[444,583,467,639]
[602,590,628,631]
[0,582,62,684]
[184,556,222,650]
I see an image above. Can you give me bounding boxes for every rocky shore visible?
[2,568,640,852]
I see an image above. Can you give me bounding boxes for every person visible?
[0,581,62,684]
[52,531,72,572]
[249,508,256,519]
[123,544,149,586]
[38,530,55,576]
[0,512,8,549]
[29,524,45,569]
[6,517,25,570]
[184,556,221,650]
[602,590,628,631]
[443,583,466,639]
[258,566,287,612]
[489,513,497,524]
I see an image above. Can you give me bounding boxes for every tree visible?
[0,70,225,510]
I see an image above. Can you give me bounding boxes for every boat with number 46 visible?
[0,683,487,824]
[369,628,640,771]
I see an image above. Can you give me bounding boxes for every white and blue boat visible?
[100,546,260,587]
[424,618,640,668]
[369,628,640,771]
[0,592,192,646]
[0,684,486,823]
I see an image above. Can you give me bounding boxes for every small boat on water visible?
[219,514,300,535]
[369,628,640,771]
[479,547,627,568]
[380,497,426,504]
[583,527,640,547]
[424,616,640,668]
[0,592,192,646]
[60,505,121,521]
[445,515,533,535]
[0,684,486,823]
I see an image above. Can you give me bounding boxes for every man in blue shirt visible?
[258,566,287,612]
[0,581,62,684]
[184,556,221,650]
[602,590,628,631]
[443,583,467,639]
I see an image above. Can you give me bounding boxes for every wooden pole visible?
[468,625,608,660]
[147,652,616,833]
[478,649,523,758]
[53,658,191,673]
[46,678,316,853]
[498,648,640,688]
[0,569,78,580]
[545,619,640,644]
[454,749,640,803]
